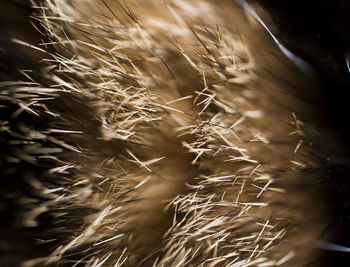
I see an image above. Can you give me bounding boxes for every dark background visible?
[258,1,350,266]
